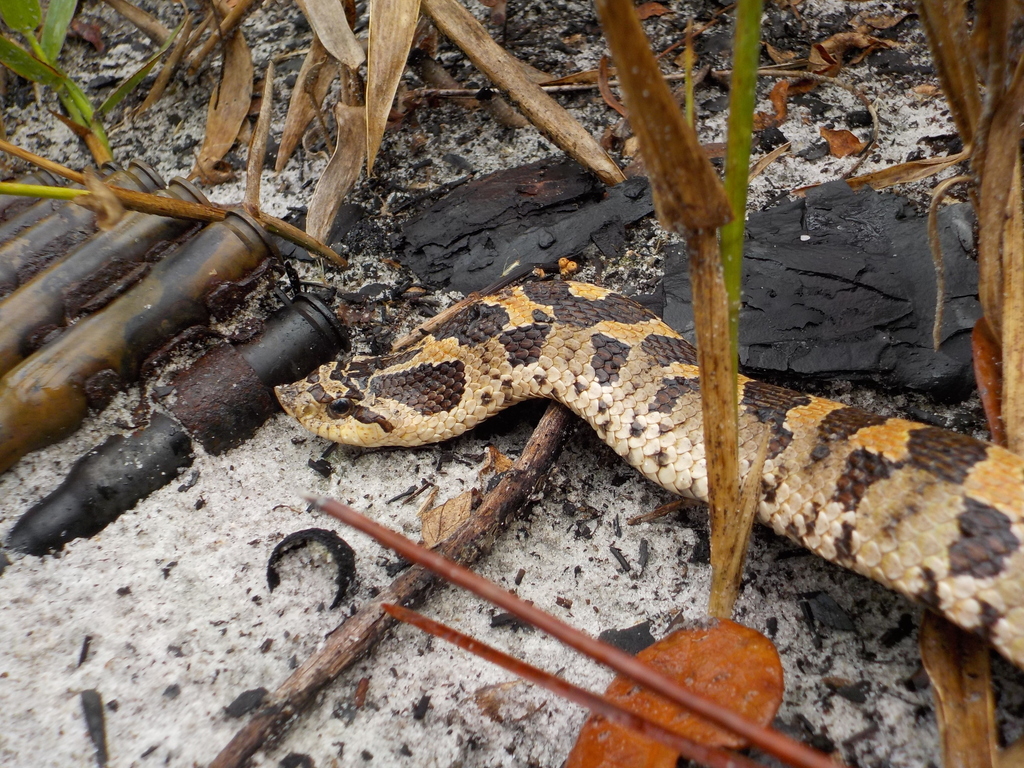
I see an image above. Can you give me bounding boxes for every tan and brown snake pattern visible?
[275,280,1024,669]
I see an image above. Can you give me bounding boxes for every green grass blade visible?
[0,0,41,34]
[97,15,185,116]
[40,0,77,62]
[0,34,62,86]
[720,0,764,359]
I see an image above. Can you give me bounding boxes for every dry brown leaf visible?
[296,0,366,68]
[635,2,671,19]
[479,444,514,477]
[473,681,533,723]
[479,0,507,25]
[817,31,891,66]
[819,126,865,158]
[845,148,969,191]
[973,316,1006,446]
[69,17,106,52]
[76,167,126,229]
[275,37,339,172]
[420,489,479,548]
[752,79,789,130]
[422,0,624,185]
[191,29,253,183]
[852,11,910,30]
[807,43,841,77]
[912,83,941,97]
[764,41,797,65]
[920,611,998,768]
[305,103,367,242]
[565,620,784,767]
[747,141,790,182]
[598,55,627,117]
[367,0,422,173]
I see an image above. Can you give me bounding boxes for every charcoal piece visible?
[279,754,314,768]
[598,621,656,655]
[225,687,268,718]
[267,528,356,610]
[412,694,431,720]
[663,181,979,397]
[802,591,856,632]
[402,159,653,293]
[81,689,109,766]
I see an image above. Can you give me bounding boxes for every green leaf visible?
[97,15,185,116]
[40,0,77,62]
[0,34,62,87]
[0,0,41,34]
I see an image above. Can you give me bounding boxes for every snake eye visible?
[327,398,354,419]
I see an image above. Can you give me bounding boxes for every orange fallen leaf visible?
[635,2,671,19]
[753,79,789,130]
[419,489,480,548]
[820,126,865,158]
[565,619,783,768]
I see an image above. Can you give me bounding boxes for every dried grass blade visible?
[186,0,262,77]
[367,0,421,172]
[245,61,274,212]
[926,174,972,350]
[975,54,1024,337]
[914,0,979,143]
[275,37,339,172]
[136,11,193,115]
[100,0,170,44]
[306,103,366,242]
[421,0,624,186]
[845,149,970,191]
[747,141,789,181]
[972,317,1006,446]
[594,0,729,227]
[191,28,254,183]
[297,0,365,69]
[920,610,997,768]
[1001,153,1024,454]
[597,55,626,117]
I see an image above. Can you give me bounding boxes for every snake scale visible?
[275,280,1024,669]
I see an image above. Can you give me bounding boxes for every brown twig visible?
[245,61,275,214]
[208,402,574,768]
[385,604,768,768]
[100,0,171,44]
[186,0,263,76]
[310,499,836,768]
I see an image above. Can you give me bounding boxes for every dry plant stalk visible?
[244,61,275,213]
[366,0,422,172]
[421,0,625,186]
[186,0,263,76]
[135,11,194,115]
[275,36,339,172]
[593,0,742,618]
[296,0,366,69]
[305,103,367,242]
[100,0,171,44]
[920,610,997,768]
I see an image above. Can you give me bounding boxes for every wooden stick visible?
[208,402,574,768]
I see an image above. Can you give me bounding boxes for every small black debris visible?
[78,635,92,667]
[81,690,109,766]
[904,664,931,692]
[384,556,412,577]
[442,153,474,173]
[161,561,177,579]
[116,586,131,596]
[307,458,333,478]
[846,109,872,128]
[802,592,856,632]
[609,545,630,573]
[412,694,431,720]
[0,550,9,576]
[399,744,413,756]
[279,753,314,768]
[225,687,269,718]
[759,126,788,152]
[638,538,650,570]
[361,750,374,761]
[832,681,870,704]
[141,745,158,758]
[701,95,730,113]
[880,613,916,648]
[766,617,778,638]
[688,530,711,565]
[796,142,829,161]
[598,621,656,655]
[177,469,200,492]
[267,529,356,610]
[514,568,526,586]
[490,612,529,630]
[163,684,181,699]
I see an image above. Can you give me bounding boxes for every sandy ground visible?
[2,1,1024,767]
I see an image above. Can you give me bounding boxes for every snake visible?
[275,279,1024,670]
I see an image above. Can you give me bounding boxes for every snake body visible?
[276,280,1024,669]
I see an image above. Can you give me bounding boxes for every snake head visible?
[275,359,421,447]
